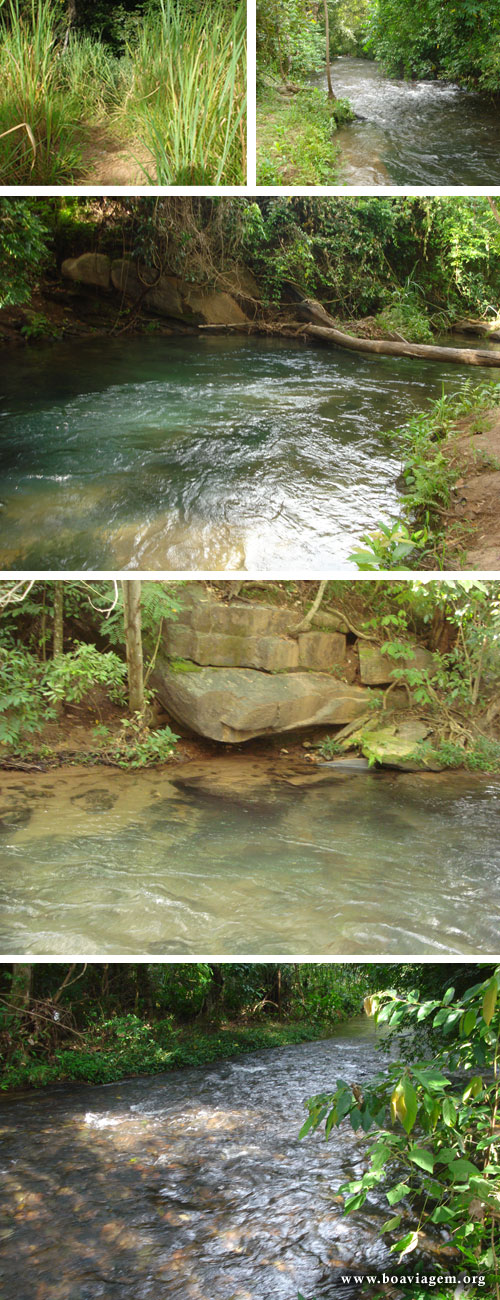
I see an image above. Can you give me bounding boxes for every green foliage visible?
[0,641,127,750]
[350,382,500,571]
[0,0,82,183]
[349,520,430,570]
[90,714,179,767]
[257,88,352,186]
[302,970,500,1288]
[256,0,324,80]
[20,310,61,339]
[0,0,245,184]
[374,281,434,343]
[367,0,500,92]
[43,642,127,705]
[0,197,48,305]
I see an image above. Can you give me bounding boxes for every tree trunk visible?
[292,580,327,634]
[53,581,64,657]
[122,581,144,714]
[305,322,500,367]
[323,0,335,99]
[10,964,32,1012]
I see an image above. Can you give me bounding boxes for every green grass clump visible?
[0,0,81,182]
[125,0,247,184]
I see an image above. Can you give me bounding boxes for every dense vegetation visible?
[304,965,500,1299]
[0,0,246,184]
[2,962,498,1298]
[367,0,500,91]
[1,961,373,1089]
[3,195,500,330]
[256,0,500,182]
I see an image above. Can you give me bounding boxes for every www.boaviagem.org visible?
[334,1271,487,1288]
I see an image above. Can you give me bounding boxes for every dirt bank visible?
[444,407,500,568]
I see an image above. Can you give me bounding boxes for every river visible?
[1,761,499,955]
[313,57,500,185]
[0,1017,424,1300]
[0,335,493,571]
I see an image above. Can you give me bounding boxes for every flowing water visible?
[313,57,500,185]
[0,335,493,572]
[0,1019,427,1300]
[1,761,500,955]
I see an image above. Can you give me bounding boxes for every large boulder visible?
[61,253,111,289]
[358,641,434,685]
[110,260,248,325]
[153,666,370,743]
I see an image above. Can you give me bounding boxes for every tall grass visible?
[0,0,246,184]
[126,0,247,184]
[0,0,80,182]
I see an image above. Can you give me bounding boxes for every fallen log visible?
[304,322,500,367]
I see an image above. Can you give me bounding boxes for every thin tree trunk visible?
[122,581,144,714]
[53,582,64,657]
[10,964,32,1012]
[292,580,327,634]
[323,0,335,99]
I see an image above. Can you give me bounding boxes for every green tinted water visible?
[1,763,499,954]
[0,335,490,570]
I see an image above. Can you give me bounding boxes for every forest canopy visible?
[257,0,500,91]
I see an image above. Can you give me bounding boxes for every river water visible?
[0,335,492,572]
[0,1018,423,1300]
[313,57,500,185]
[1,762,499,955]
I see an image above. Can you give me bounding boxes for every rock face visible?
[110,260,248,325]
[61,253,111,289]
[153,666,370,743]
[358,641,434,685]
[163,587,346,673]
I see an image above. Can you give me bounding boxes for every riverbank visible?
[2,578,500,775]
[256,83,352,185]
[256,53,500,185]
[0,1016,335,1093]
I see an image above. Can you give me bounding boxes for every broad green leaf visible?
[387,1182,411,1206]
[390,1230,419,1258]
[442,1097,457,1127]
[380,1214,402,1234]
[448,1158,480,1183]
[344,1190,367,1213]
[462,1008,476,1037]
[409,1146,434,1172]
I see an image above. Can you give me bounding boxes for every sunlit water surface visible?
[313,57,500,185]
[0,1020,428,1300]
[1,763,499,954]
[0,335,492,570]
